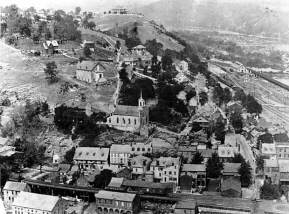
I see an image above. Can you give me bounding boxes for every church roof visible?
[113,105,140,117]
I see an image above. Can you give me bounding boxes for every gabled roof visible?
[77,61,106,72]
[182,164,206,172]
[218,146,238,158]
[95,190,136,202]
[223,163,241,174]
[73,147,109,161]
[110,144,132,153]
[113,105,140,117]
[108,177,124,188]
[12,192,60,211]
[261,143,276,155]
[3,181,27,192]
[151,157,180,167]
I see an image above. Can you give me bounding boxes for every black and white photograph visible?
[0,0,289,213]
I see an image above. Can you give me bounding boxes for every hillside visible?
[91,14,184,51]
[136,0,289,39]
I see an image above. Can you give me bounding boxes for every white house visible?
[131,45,147,56]
[150,157,180,185]
[106,94,149,134]
[110,144,132,166]
[12,192,65,214]
[76,61,106,83]
[3,181,30,207]
[130,155,151,179]
[73,147,109,171]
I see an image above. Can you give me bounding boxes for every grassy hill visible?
[91,14,184,51]
[135,0,289,40]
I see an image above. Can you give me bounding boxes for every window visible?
[128,118,131,124]
[142,148,145,152]
[117,117,119,123]
[134,119,137,125]
[132,147,135,151]
[174,171,176,175]
[147,148,151,152]
[137,148,140,151]
[108,118,111,123]
[123,118,126,124]
[169,171,172,175]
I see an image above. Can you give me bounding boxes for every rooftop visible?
[108,177,124,188]
[221,177,241,192]
[113,105,142,117]
[12,192,60,211]
[73,147,109,161]
[131,155,151,167]
[223,163,241,174]
[182,164,206,172]
[262,143,276,154]
[3,181,27,192]
[151,157,180,167]
[122,179,174,189]
[218,146,238,158]
[110,144,132,153]
[95,190,136,202]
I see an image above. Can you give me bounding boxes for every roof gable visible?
[73,147,109,161]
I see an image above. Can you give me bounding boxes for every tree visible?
[125,37,142,49]
[214,117,226,143]
[257,132,273,147]
[256,155,264,172]
[223,88,232,104]
[206,152,223,178]
[191,151,204,164]
[239,160,252,187]
[234,88,246,103]
[64,147,76,163]
[232,153,245,163]
[213,84,224,106]
[44,61,58,83]
[186,89,196,102]
[83,46,91,58]
[145,39,163,56]
[199,91,208,106]
[260,182,280,200]
[115,40,121,51]
[87,21,96,30]
[161,53,173,71]
[230,111,243,133]
[246,95,262,115]
[93,169,114,188]
[75,6,81,15]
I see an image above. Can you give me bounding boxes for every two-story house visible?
[180,164,206,192]
[130,155,151,179]
[264,159,279,184]
[278,159,289,186]
[3,181,30,207]
[218,146,238,162]
[76,61,106,83]
[12,192,65,214]
[150,157,180,185]
[73,147,109,171]
[110,144,131,166]
[275,142,289,159]
[131,142,152,156]
[95,190,140,214]
[261,143,277,159]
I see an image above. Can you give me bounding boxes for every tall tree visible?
[214,117,226,143]
[239,160,252,187]
[83,46,92,58]
[44,61,58,83]
[191,151,204,164]
[230,111,243,133]
[206,152,223,178]
[199,91,208,106]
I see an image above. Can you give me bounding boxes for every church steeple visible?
[138,90,145,109]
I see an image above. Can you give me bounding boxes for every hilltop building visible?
[106,93,149,135]
[76,61,106,83]
[3,181,30,207]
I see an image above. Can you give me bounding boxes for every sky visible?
[0,0,160,12]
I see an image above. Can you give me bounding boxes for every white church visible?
[106,93,149,135]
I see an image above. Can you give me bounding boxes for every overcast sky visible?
[1,0,289,12]
[0,0,160,12]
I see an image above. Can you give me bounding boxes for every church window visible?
[134,119,137,125]
[128,118,131,124]
[117,117,119,123]
[123,118,125,124]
